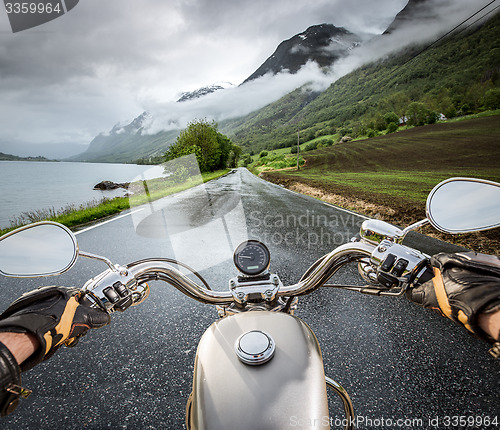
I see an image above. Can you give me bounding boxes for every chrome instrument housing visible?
[359,219,405,245]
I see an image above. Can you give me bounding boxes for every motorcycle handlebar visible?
[83,242,376,312]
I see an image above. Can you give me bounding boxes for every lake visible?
[0,161,167,229]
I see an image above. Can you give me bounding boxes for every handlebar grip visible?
[84,281,150,314]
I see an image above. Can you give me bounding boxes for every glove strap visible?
[489,342,500,362]
[0,342,31,416]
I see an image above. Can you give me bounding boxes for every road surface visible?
[1,168,498,429]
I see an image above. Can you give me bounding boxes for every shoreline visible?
[0,169,230,236]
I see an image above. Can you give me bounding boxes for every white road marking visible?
[74,208,145,235]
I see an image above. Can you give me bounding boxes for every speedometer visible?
[233,240,271,276]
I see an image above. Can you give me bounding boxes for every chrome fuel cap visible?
[235,330,275,365]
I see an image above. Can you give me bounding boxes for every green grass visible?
[263,115,500,204]
[0,169,230,236]
[250,153,305,174]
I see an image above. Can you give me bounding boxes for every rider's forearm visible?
[0,333,38,365]
[478,309,500,341]
[0,332,38,416]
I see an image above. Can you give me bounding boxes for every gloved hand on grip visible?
[0,286,110,371]
[406,251,500,346]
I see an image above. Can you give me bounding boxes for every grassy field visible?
[261,115,500,252]
[0,169,230,236]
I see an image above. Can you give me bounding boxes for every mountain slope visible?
[69,112,179,163]
[223,10,500,153]
[243,24,361,83]
[177,82,234,102]
[383,0,434,34]
[73,24,362,163]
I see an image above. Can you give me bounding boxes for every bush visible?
[426,111,439,124]
[290,145,298,154]
[304,142,318,151]
[384,111,399,126]
[239,153,252,167]
[484,88,500,110]
[386,122,399,134]
[339,127,352,137]
[259,151,268,158]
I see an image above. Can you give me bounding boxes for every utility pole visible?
[296,128,300,170]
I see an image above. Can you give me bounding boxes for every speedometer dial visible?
[233,240,271,276]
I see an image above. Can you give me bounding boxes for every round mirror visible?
[426,178,500,234]
[0,222,78,277]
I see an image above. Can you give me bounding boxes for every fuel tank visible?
[186,311,330,429]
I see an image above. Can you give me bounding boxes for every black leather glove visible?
[406,251,500,344]
[0,286,110,371]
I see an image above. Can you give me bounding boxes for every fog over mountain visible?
[70,0,497,163]
[242,24,362,83]
[135,1,492,136]
[1,0,495,160]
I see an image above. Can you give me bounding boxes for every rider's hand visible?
[0,286,110,371]
[406,251,500,344]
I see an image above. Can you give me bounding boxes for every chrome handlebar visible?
[83,239,430,314]
[82,242,377,313]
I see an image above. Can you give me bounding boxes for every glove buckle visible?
[6,383,32,399]
[488,342,500,360]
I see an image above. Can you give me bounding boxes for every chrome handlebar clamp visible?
[229,273,282,305]
[370,240,433,290]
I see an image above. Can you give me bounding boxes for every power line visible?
[453,4,500,36]
[389,0,499,76]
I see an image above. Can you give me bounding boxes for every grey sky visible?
[0,0,494,156]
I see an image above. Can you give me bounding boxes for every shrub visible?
[386,122,399,134]
[384,112,399,126]
[484,88,500,110]
[259,151,268,158]
[304,142,318,151]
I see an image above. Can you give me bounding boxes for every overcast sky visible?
[0,0,495,156]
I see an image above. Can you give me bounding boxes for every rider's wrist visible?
[0,340,28,416]
[478,308,500,342]
[0,333,39,366]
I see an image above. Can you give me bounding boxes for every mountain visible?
[177,82,234,102]
[0,152,53,161]
[222,9,500,153]
[69,112,179,163]
[72,24,362,163]
[72,6,500,164]
[384,0,434,34]
[0,141,88,159]
[242,24,361,84]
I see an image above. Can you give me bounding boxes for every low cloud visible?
[0,0,495,157]
[142,61,334,134]
[140,0,497,136]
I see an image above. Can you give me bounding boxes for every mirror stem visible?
[400,218,429,238]
[79,251,118,272]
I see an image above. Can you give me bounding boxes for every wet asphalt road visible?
[1,168,499,429]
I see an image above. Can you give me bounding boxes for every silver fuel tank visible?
[186,311,330,429]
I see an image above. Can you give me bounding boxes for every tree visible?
[164,119,239,172]
[484,88,500,110]
[383,112,399,126]
[407,102,430,126]
[239,153,252,168]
